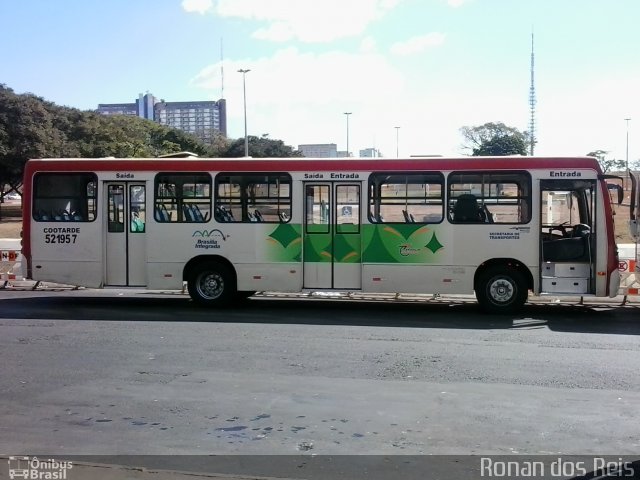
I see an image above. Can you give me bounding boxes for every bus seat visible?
[543,238,586,262]
[214,206,225,222]
[155,205,169,222]
[193,204,204,222]
[452,194,483,222]
[544,224,591,262]
[572,223,591,238]
[183,204,194,222]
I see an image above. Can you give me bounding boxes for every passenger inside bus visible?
[131,209,145,232]
[452,194,484,222]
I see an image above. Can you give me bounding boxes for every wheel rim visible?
[196,271,224,300]
[487,276,515,304]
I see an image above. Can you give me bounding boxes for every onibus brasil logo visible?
[7,456,73,479]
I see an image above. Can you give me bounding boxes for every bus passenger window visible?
[368,172,444,224]
[155,173,211,223]
[448,171,531,224]
[32,173,97,222]
[215,173,292,223]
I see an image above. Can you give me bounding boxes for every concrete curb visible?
[1,282,639,308]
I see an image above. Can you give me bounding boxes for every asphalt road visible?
[1,289,639,478]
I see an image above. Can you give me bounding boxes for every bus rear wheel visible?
[475,266,528,314]
[188,263,235,307]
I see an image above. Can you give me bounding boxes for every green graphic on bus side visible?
[266,223,302,262]
[362,224,445,263]
[303,231,361,263]
[265,223,445,264]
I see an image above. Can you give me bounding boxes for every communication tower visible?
[529,32,536,155]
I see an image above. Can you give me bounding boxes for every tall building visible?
[155,99,227,142]
[138,92,157,120]
[97,93,227,142]
[298,143,338,158]
[96,103,137,116]
[98,93,155,119]
[359,147,382,158]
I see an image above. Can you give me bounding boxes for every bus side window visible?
[215,173,292,223]
[448,171,531,225]
[33,173,97,222]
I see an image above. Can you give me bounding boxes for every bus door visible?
[303,182,362,289]
[539,179,596,295]
[629,171,640,242]
[104,182,147,286]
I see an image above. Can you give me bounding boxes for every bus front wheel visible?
[188,263,235,307]
[475,266,528,314]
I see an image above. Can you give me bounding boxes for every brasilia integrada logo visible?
[192,229,228,240]
[192,229,228,250]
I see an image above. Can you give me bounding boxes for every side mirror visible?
[607,184,624,205]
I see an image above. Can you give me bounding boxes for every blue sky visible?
[1,0,638,161]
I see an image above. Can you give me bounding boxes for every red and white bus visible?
[21,156,623,313]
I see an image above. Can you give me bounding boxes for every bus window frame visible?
[154,172,212,223]
[214,172,292,223]
[367,171,445,225]
[32,172,98,222]
[447,170,532,225]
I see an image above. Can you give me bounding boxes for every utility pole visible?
[344,112,352,157]
[238,69,250,156]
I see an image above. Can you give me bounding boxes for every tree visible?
[222,135,303,158]
[0,85,71,191]
[460,122,529,156]
[0,85,220,188]
[586,150,625,173]
[0,83,303,192]
[203,130,231,156]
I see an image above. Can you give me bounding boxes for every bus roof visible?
[24,156,603,175]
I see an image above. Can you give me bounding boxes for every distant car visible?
[3,192,20,200]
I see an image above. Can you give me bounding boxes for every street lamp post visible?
[344,112,352,157]
[394,126,400,158]
[238,69,250,157]
[625,118,631,172]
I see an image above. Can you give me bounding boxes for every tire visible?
[475,266,528,314]
[187,263,235,307]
